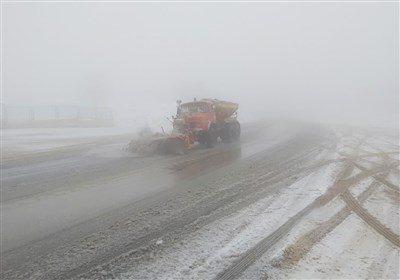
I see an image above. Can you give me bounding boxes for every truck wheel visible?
[232,122,241,141]
[221,123,240,143]
[206,126,218,148]
[198,135,207,146]
[221,126,233,143]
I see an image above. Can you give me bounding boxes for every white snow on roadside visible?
[349,177,374,198]
[117,193,278,280]
[366,135,399,151]
[284,214,399,279]
[118,162,339,280]
[344,166,363,180]
[360,143,381,154]
[243,181,399,279]
[354,159,376,170]
[386,170,400,188]
[363,185,400,235]
[3,127,134,154]
[389,153,399,161]
[358,155,387,168]
[240,197,347,280]
[340,146,355,156]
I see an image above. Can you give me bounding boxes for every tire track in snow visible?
[351,161,399,192]
[277,138,392,272]
[281,173,386,267]
[215,139,391,280]
[215,202,317,280]
[279,134,394,267]
[341,190,400,247]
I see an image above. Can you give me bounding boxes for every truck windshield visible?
[181,102,209,113]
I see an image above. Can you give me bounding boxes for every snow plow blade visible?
[151,136,188,155]
[128,130,188,156]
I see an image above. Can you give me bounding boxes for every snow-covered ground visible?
[283,214,399,279]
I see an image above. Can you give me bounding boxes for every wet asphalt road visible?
[1,122,335,279]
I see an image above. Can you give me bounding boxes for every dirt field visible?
[1,121,399,279]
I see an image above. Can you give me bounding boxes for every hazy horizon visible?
[3,2,399,128]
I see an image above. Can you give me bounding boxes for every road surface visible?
[1,122,399,279]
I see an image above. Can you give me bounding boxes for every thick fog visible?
[3,2,399,128]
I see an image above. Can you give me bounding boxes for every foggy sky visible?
[3,2,399,127]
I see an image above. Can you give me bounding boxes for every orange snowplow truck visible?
[172,99,240,150]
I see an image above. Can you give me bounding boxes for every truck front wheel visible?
[221,122,240,143]
[206,126,218,148]
[231,122,241,141]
